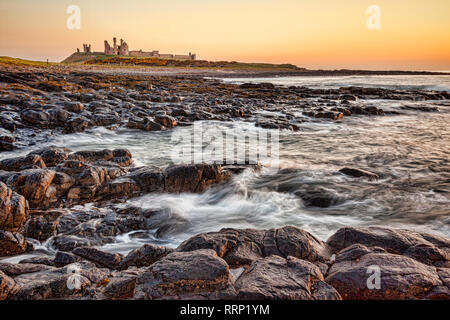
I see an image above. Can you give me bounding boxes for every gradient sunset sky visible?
[1,0,449,70]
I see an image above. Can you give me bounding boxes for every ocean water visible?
[221,74,450,92]
[1,75,449,259]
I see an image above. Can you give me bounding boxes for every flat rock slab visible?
[177,226,332,267]
[135,249,236,300]
[327,226,450,267]
[235,255,341,300]
[325,244,448,300]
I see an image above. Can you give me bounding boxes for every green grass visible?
[0,56,58,67]
[1,54,303,72]
[82,55,303,71]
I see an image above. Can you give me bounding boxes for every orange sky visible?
[1,0,449,70]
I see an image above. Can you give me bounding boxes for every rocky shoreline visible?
[1,66,449,300]
[1,224,449,300]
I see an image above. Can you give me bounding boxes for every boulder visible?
[154,113,177,128]
[325,247,447,299]
[294,186,343,208]
[0,154,46,171]
[21,109,50,127]
[28,146,71,167]
[23,215,58,241]
[0,231,27,256]
[127,166,165,193]
[11,262,109,300]
[54,251,84,267]
[327,226,450,267]
[339,167,379,180]
[135,249,236,299]
[72,247,122,270]
[69,149,132,167]
[119,244,175,270]
[6,169,56,209]
[177,226,332,267]
[0,270,16,300]
[163,164,231,193]
[0,262,54,276]
[101,270,138,300]
[235,255,341,300]
[0,128,15,151]
[0,182,28,232]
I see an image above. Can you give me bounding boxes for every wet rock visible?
[102,271,137,299]
[11,261,109,300]
[72,247,122,270]
[0,154,46,171]
[6,169,56,209]
[403,244,449,268]
[135,249,236,300]
[54,251,83,267]
[400,105,439,112]
[0,128,15,151]
[95,177,141,200]
[0,231,27,256]
[340,94,358,101]
[325,249,446,299]
[63,101,85,113]
[64,117,90,133]
[19,256,55,266]
[51,235,96,252]
[154,113,177,128]
[164,164,231,193]
[339,167,379,180]
[28,146,71,167]
[235,255,341,300]
[294,186,343,208]
[21,109,50,127]
[23,215,58,241]
[327,226,450,263]
[127,166,164,193]
[0,182,28,232]
[119,244,175,270]
[69,149,132,167]
[0,270,16,300]
[178,226,332,267]
[315,111,344,120]
[0,262,53,276]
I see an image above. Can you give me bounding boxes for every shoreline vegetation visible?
[0,60,449,300]
[1,55,449,78]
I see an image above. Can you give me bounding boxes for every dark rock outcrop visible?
[0,231,27,256]
[339,167,379,181]
[177,226,332,267]
[72,247,122,270]
[135,249,236,300]
[119,244,174,270]
[325,245,446,299]
[235,255,341,300]
[0,182,28,232]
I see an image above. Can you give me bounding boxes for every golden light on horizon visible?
[0,0,449,70]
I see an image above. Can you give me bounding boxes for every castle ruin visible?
[82,44,91,53]
[104,37,196,60]
[77,37,196,60]
[104,38,129,56]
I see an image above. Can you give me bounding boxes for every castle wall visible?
[101,37,196,60]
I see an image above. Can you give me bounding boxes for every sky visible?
[0,0,449,70]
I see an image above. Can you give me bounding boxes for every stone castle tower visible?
[104,37,129,56]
